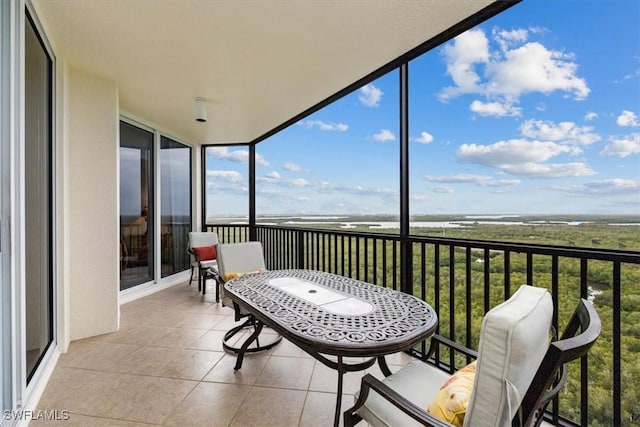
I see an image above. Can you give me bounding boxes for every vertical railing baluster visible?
[372,238,378,285]
[364,238,369,283]
[356,237,361,280]
[340,235,345,275]
[420,242,427,356]
[434,244,440,362]
[383,239,388,289]
[465,246,472,355]
[333,234,342,274]
[484,248,490,313]
[613,261,621,427]
[551,254,560,423]
[321,232,324,270]
[392,240,398,291]
[580,257,588,426]
[315,232,320,270]
[449,245,455,368]
[526,252,533,285]
[504,250,510,300]
[348,236,353,278]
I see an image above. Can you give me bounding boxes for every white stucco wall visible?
[66,66,119,340]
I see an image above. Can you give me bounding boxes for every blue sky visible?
[206,0,640,217]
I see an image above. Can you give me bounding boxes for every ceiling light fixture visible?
[195,97,207,122]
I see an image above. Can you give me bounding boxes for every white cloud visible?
[255,154,269,167]
[555,179,639,195]
[373,129,396,142]
[519,119,601,145]
[439,28,590,105]
[456,139,595,178]
[257,187,286,198]
[614,68,640,83]
[413,131,434,144]
[433,186,453,193]
[426,174,491,184]
[616,110,640,127]
[206,170,243,183]
[470,100,521,117]
[258,173,310,187]
[283,162,304,172]
[486,179,521,187]
[457,139,574,166]
[285,178,311,187]
[302,120,349,131]
[487,42,590,100]
[208,146,269,167]
[315,181,397,199]
[584,111,598,121]
[440,29,489,100]
[500,162,595,178]
[600,133,640,158]
[425,174,520,187]
[358,84,383,107]
[265,171,281,180]
[493,28,529,52]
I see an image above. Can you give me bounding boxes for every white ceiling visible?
[33,0,509,145]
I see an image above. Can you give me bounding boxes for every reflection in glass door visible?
[160,137,192,278]
[24,10,53,382]
[119,122,154,290]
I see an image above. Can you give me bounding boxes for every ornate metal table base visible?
[223,314,283,370]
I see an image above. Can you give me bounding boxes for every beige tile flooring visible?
[32,279,414,426]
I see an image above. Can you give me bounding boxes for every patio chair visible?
[216,241,283,366]
[344,285,601,427]
[188,231,219,298]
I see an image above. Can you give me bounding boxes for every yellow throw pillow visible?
[224,268,264,281]
[427,360,477,427]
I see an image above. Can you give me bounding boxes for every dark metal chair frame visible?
[186,247,219,300]
[344,298,601,427]
[210,268,283,361]
[212,242,284,361]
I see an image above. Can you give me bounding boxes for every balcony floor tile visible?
[33,280,416,426]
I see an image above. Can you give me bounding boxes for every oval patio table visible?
[223,269,438,427]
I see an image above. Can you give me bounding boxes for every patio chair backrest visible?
[188,231,219,249]
[217,241,266,309]
[216,241,265,280]
[464,285,553,426]
[515,298,601,426]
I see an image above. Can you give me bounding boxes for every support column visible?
[249,144,256,241]
[200,145,207,231]
[399,63,413,295]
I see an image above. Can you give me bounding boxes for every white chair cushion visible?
[217,242,265,278]
[356,360,451,427]
[464,285,553,426]
[189,232,219,248]
[199,259,217,269]
[217,242,266,311]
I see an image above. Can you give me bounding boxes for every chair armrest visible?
[208,266,222,284]
[345,374,453,427]
[426,334,478,360]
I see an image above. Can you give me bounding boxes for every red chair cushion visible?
[192,245,217,261]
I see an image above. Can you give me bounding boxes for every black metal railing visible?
[206,223,639,426]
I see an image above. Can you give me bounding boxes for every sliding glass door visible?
[24,10,53,382]
[160,137,192,278]
[120,122,193,290]
[119,122,154,290]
